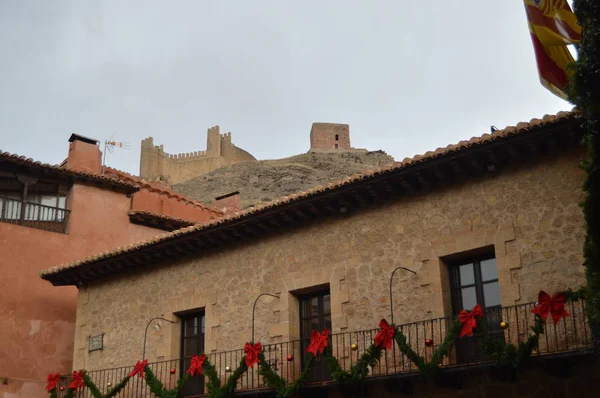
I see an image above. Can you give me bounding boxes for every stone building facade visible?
[139,126,256,184]
[41,111,594,396]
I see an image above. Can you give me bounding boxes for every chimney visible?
[65,134,102,174]
[214,191,241,214]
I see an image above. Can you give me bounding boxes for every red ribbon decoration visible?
[45,373,61,392]
[374,319,396,350]
[128,359,148,378]
[531,291,570,324]
[244,342,262,368]
[68,371,84,390]
[459,304,484,337]
[306,329,329,356]
[187,354,206,376]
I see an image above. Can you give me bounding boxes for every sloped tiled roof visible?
[40,110,582,280]
[0,151,139,191]
[104,167,224,216]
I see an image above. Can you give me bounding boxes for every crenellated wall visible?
[140,126,256,184]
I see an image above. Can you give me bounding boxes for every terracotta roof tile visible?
[39,109,581,279]
[0,151,139,191]
[128,210,198,228]
[103,167,223,215]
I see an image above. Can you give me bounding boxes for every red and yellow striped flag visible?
[523,0,581,99]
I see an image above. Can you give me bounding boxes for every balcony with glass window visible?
[0,195,70,233]
[0,175,70,233]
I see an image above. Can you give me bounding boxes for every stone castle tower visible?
[140,126,255,184]
[309,122,366,153]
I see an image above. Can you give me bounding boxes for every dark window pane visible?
[461,286,477,309]
[201,316,205,334]
[184,339,198,357]
[312,320,320,332]
[311,297,319,317]
[302,317,318,338]
[459,264,475,286]
[301,299,313,319]
[184,319,196,337]
[323,295,331,315]
[483,282,501,307]
[480,258,498,281]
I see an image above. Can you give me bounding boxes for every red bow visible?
[45,373,61,391]
[68,371,84,390]
[128,359,148,378]
[306,329,329,356]
[459,304,484,337]
[374,319,396,350]
[531,291,570,324]
[187,354,206,376]
[244,342,262,368]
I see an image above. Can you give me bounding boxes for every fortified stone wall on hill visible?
[140,126,256,184]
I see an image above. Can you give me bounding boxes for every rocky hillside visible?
[173,151,395,209]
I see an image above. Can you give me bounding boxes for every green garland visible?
[144,366,189,398]
[323,343,384,383]
[63,389,75,398]
[475,315,544,369]
[393,319,462,379]
[203,357,248,398]
[258,352,314,398]
[82,371,131,398]
[570,0,600,365]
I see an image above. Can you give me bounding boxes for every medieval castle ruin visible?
[140,126,256,184]
[140,123,366,184]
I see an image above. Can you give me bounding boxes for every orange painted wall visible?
[0,183,167,398]
[131,189,219,222]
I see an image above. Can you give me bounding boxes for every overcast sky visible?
[0,1,574,175]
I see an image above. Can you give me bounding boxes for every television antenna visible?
[102,134,131,171]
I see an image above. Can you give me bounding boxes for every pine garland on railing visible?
[476,314,544,368]
[144,365,189,398]
[83,371,131,398]
[462,288,585,369]
[202,357,248,398]
[324,343,384,382]
[258,352,314,398]
[393,319,462,379]
[44,289,587,397]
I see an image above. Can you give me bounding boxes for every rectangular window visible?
[334,144,339,149]
[179,312,205,395]
[299,290,331,382]
[449,254,503,363]
[451,256,500,311]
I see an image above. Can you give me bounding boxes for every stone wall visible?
[310,123,351,152]
[72,149,586,371]
[139,126,256,184]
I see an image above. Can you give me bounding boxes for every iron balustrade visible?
[56,299,591,397]
[0,196,70,233]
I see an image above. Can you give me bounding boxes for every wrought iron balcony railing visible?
[55,299,591,397]
[0,196,70,233]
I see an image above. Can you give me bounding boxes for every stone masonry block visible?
[269,323,287,338]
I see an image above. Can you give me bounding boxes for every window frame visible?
[179,311,205,371]
[448,253,500,314]
[299,290,331,342]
